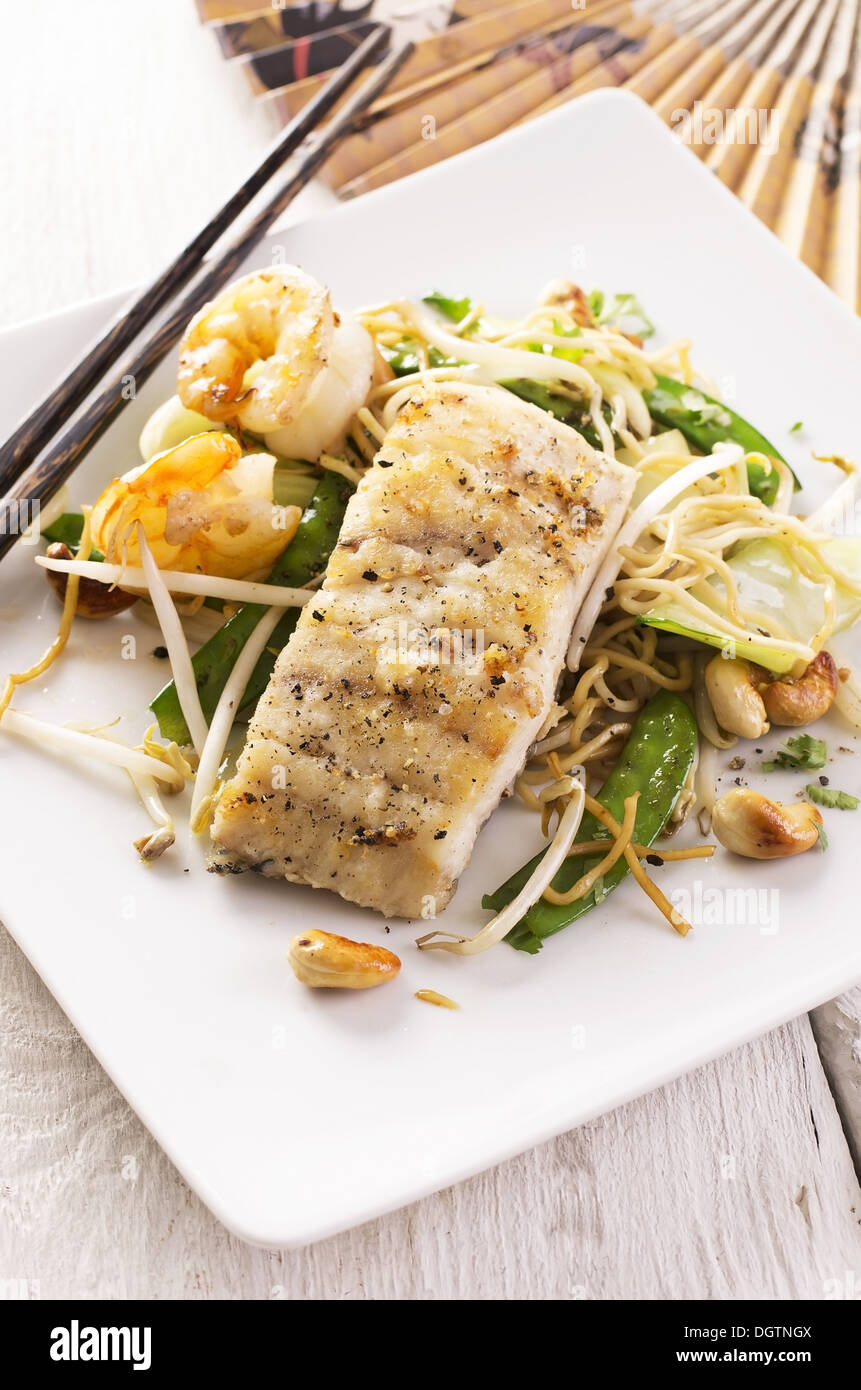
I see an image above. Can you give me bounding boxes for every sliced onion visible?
[416,785,586,956]
[138,528,209,757]
[826,635,861,730]
[807,469,858,534]
[404,302,615,453]
[694,740,717,835]
[693,652,736,750]
[35,556,313,609]
[0,709,184,788]
[190,604,284,832]
[567,445,744,671]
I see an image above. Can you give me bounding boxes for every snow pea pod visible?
[42,512,86,548]
[643,374,798,505]
[41,512,105,561]
[483,690,698,953]
[151,471,352,745]
[499,379,605,450]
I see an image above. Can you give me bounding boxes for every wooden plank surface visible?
[2,923,859,1298]
[811,989,861,1178]
[0,0,858,1299]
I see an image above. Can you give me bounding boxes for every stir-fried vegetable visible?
[378,340,461,377]
[644,374,797,505]
[151,472,352,745]
[422,291,474,323]
[138,394,223,461]
[483,692,698,953]
[499,380,606,450]
[642,534,861,675]
[588,289,655,340]
[273,462,318,510]
[42,512,86,548]
[416,291,792,506]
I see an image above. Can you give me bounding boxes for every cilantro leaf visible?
[378,338,421,376]
[590,289,655,340]
[762,735,827,771]
[805,783,859,810]
[525,338,586,366]
[422,291,473,324]
[679,388,732,429]
[378,337,460,377]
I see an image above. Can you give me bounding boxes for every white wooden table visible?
[1,0,859,1300]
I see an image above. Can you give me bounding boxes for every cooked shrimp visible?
[177,266,333,432]
[263,316,375,462]
[90,432,300,580]
[176,265,375,460]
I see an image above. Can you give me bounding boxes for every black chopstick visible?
[0,39,412,562]
[0,24,391,500]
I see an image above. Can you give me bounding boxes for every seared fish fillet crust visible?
[211,382,634,917]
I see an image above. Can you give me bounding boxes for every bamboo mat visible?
[195,0,861,312]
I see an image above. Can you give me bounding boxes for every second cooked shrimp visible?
[90,432,300,580]
[262,315,376,463]
[176,264,375,458]
[177,266,333,431]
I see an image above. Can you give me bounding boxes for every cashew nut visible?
[539,279,594,327]
[712,789,822,859]
[706,650,840,740]
[44,542,137,619]
[287,929,401,989]
[704,656,769,739]
[761,650,839,727]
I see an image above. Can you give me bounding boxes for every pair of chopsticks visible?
[0,27,412,562]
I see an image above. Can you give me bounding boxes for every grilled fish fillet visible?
[210,382,634,917]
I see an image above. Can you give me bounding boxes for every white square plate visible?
[2,91,860,1247]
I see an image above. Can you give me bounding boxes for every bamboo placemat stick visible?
[213,0,496,59]
[823,31,861,310]
[329,3,650,191]
[614,0,767,107]
[651,0,787,123]
[773,0,859,271]
[360,0,631,118]
[261,0,594,108]
[196,0,279,18]
[623,33,718,102]
[648,0,743,29]
[337,8,654,196]
[526,0,743,119]
[679,0,804,159]
[705,0,824,190]
[196,0,426,19]
[735,0,842,230]
[267,0,631,134]
[521,20,679,118]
